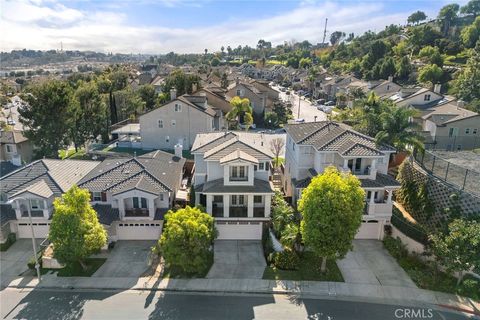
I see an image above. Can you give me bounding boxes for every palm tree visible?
[225,96,253,130]
[375,106,424,153]
[280,223,302,252]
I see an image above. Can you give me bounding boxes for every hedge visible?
[391,207,429,245]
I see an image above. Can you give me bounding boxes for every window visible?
[386,85,390,91]
[473,128,478,135]
[29,199,43,210]
[92,192,102,201]
[355,158,362,172]
[254,165,258,171]
[424,94,431,101]
[159,194,164,201]
[238,195,245,205]
[158,120,163,128]
[230,165,248,181]
[165,136,170,143]
[448,127,458,137]
[171,120,176,127]
[5,144,14,153]
[174,104,181,112]
[213,195,223,203]
[239,166,245,177]
[259,163,264,170]
[133,197,148,209]
[465,128,470,134]
[254,195,262,203]
[236,89,241,96]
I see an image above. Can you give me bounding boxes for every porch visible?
[206,194,272,219]
[364,189,394,216]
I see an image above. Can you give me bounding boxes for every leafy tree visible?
[299,167,364,272]
[114,88,145,120]
[264,112,279,128]
[163,69,201,96]
[438,3,460,35]
[461,0,480,17]
[220,73,229,89]
[271,191,295,237]
[330,31,346,46]
[461,17,480,48]
[272,101,292,125]
[159,206,216,274]
[49,186,107,270]
[419,46,444,67]
[375,106,424,153]
[19,80,73,158]
[299,57,312,69]
[455,41,480,110]
[430,219,480,286]
[417,64,443,86]
[408,10,427,25]
[211,57,220,66]
[379,56,396,79]
[225,96,253,129]
[138,84,157,111]
[396,56,412,80]
[280,223,302,252]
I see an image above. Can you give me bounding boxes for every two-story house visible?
[191,132,275,240]
[139,90,223,150]
[0,159,100,240]
[283,121,400,240]
[78,150,185,240]
[227,79,268,120]
[0,130,34,166]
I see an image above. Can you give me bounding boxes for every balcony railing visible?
[365,201,392,215]
[229,207,248,218]
[21,210,45,218]
[125,208,149,217]
[229,176,248,182]
[212,206,224,218]
[253,207,265,217]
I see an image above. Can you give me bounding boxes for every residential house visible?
[250,79,280,103]
[151,76,165,94]
[139,89,223,150]
[318,75,360,101]
[0,159,100,240]
[0,130,34,166]
[421,100,480,150]
[389,85,445,109]
[192,132,275,240]
[78,150,185,240]
[227,79,269,119]
[283,121,400,240]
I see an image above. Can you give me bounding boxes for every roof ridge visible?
[297,122,336,144]
[191,132,235,152]
[80,158,135,185]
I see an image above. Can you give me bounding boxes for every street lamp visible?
[7,197,41,281]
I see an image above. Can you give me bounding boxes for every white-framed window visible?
[158,119,163,128]
[230,165,247,181]
[254,195,262,204]
[424,94,431,101]
[174,104,181,112]
[231,195,245,206]
[473,128,478,135]
[5,144,14,153]
[171,119,176,127]
[29,199,43,210]
[165,136,170,143]
[259,163,264,170]
[159,194,164,201]
[465,128,471,134]
[92,192,102,202]
[449,127,458,137]
[236,89,241,96]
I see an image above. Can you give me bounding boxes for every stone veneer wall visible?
[400,161,480,230]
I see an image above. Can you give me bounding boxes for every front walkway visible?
[206,240,266,279]
[337,240,416,287]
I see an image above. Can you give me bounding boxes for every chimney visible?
[235,77,240,85]
[192,83,198,93]
[433,83,441,94]
[170,88,177,100]
[388,75,393,82]
[174,143,183,158]
[457,100,465,109]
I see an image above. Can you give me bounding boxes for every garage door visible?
[216,221,262,240]
[356,221,381,240]
[116,222,163,240]
[17,222,50,238]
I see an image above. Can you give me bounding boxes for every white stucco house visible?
[191,131,275,240]
[283,121,401,240]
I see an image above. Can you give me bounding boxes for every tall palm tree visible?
[226,96,253,130]
[375,106,424,153]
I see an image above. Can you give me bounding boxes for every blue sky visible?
[1,0,468,54]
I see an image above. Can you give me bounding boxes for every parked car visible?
[7,118,15,125]
[316,99,326,105]
[295,118,305,123]
[317,105,333,114]
[324,101,335,106]
[304,93,311,98]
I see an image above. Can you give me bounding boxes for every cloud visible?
[2,0,413,54]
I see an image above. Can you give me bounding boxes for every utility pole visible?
[322,18,328,44]
[297,94,301,119]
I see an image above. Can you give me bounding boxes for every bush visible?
[272,249,300,270]
[262,226,274,261]
[0,233,16,251]
[27,254,43,270]
[383,236,408,259]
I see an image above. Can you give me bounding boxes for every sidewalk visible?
[5,275,479,316]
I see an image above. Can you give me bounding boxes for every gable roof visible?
[285,121,394,157]
[0,159,100,198]
[0,130,28,144]
[219,149,259,164]
[422,101,479,125]
[78,150,185,194]
[139,94,217,119]
[11,180,54,198]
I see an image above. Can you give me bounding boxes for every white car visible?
[7,118,16,125]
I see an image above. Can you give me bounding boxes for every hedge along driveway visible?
[337,240,417,287]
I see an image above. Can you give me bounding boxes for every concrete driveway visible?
[207,240,266,279]
[337,240,416,287]
[92,240,156,278]
[0,239,42,287]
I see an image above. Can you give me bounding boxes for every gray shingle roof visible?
[0,161,20,178]
[78,150,185,194]
[11,180,54,198]
[219,149,259,164]
[360,173,401,189]
[285,122,394,156]
[92,204,119,225]
[198,178,274,193]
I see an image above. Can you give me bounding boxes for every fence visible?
[413,149,480,197]
[424,135,480,151]
[391,207,429,245]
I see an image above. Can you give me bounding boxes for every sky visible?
[0,0,469,54]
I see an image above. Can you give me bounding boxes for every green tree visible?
[264,112,279,128]
[396,56,412,80]
[455,42,480,111]
[417,64,443,86]
[408,10,427,25]
[330,31,346,46]
[430,219,480,286]
[461,17,480,48]
[211,57,220,66]
[138,84,157,111]
[438,3,460,35]
[461,0,480,17]
[159,206,216,274]
[379,56,396,79]
[220,73,229,89]
[375,106,424,153]
[299,57,312,69]
[49,186,107,270]
[114,88,145,119]
[225,96,253,130]
[299,167,364,272]
[163,69,201,96]
[19,80,73,158]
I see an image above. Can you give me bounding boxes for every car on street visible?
[324,101,335,106]
[295,118,305,123]
[317,105,333,114]
[7,118,16,125]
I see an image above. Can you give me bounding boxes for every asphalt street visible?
[0,288,472,320]
[275,86,327,122]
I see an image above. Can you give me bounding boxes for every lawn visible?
[43,258,107,277]
[161,252,213,279]
[263,252,344,282]
[383,236,479,300]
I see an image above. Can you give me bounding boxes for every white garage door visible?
[17,222,50,238]
[356,221,381,240]
[116,222,163,240]
[216,221,262,240]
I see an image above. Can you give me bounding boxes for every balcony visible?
[229,207,248,218]
[253,207,265,217]
[212,205,224,218]
[365,201,393,216]
[125,208,149,217]
[21,210,45,218]
[229,176,248,182]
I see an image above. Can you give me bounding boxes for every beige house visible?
[227,80,268,117]
[0,130,33,166]
[139,90,223,150]
[389,86,445,109]
[422,100,480,150]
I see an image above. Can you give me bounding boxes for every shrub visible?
[383,236,408,259]
[0,233,16,251]
[273,249,300,270]
[262,226,274,261]
[27,253,43,270]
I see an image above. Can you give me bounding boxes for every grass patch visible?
[383,236,479,300]
[43,258,107,277]
[161,252,213,279]
[263,252,344,281]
